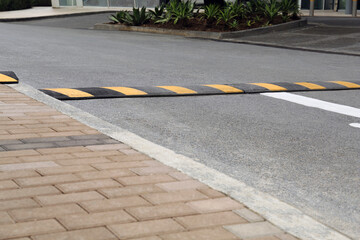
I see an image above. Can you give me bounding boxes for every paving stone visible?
[0,198,39,211]
[0,169,40,180]
[126,202,198,221]
[56,157,111,166]
[100,184,164,198]
[245,236,279,240]
[224,222,283,239]
[130,166,176,175]
[0,180,18,190]
[168,172,192,181]
[141,189,208,205]
[234,208,265,222]
[9,128,54,134]
[10,203,86,222]
[120,149,140,155]
[0,156,21,164]
[37,146,90,154]
[117,174,175,186]
[32,227,117,240]
[36,191,105,206]
[0,219,65,240]
[76,168,135,180]
[156,180,207,192]
[15,174,81,187]
[73,151,122,158]
[0,139,22,145]
[80,195,151,212]
[69,134,110,140]
[58,209,135,230]
[55,139,102,147]
[275,233,299,240]
[21,136,70,143]
[131,237,162,240]
[187,197,244,213]
[0,149,39,158]
[107,154,152,162]
[0,211,14,224]
[198,188,226,198]
[0,161,58,171]
[92,161,149,170]
[86,144,130,151]
[2,143,57,150]
[36,165,95,175]
[20,153,73,162]
[0,186,60,200]
[160,227,238,240]
[56,179,121,193]
[108,219,184,239]
[39,131,84,137]
[175,211,247,230]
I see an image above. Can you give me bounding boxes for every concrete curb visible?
[40,80,360,100]
[0,71,19,84]
[11,82,352,240]
[93,19,307,39]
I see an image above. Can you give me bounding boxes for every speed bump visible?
[0,71,18,84]
[40,80,360,100]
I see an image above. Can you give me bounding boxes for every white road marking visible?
[261,92,360,119]
[350,123,360,128]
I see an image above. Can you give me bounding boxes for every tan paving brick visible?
[0,169,40,181]
[120,149,140,155]
[131,237,162,240]
[0,186,60,200]
[224,222,283,239]
[275,233,299,240]
[0,161,58,171]
[81,129,100,134]
[80,195,151,212]
[108,219,185,239]
[100,184,164,198]
[19,153,73,162]
[10,203,86,222]
[72,150,121,158]
[0,180,18,190]
[8,128,55,134]
[0,219,65,240]
[32,227,117,240]
[23,123,67,129]
[35,191,105,206]
[36,165,95,175]
[38,131,84,137]
[198,187,226,198]
[55,157,111,166]
[126,202,198,221]
[234,208,265,222]
[156,180,207,192]
[76,169,135,180]
[86,144,129,151]
[58,209,135,230]
[36,146,90,154]
[0,198,39,211]
[175,211,247,230]
[56,179,121,193]
[130,166,176,175]
[160,227,238,240]
[52,126,93,132]
[0,133,40,140]
[117,174,175,186]
[0,149,39,158]
[0,211,14,224]
[168,172,192,181]
[15,174,81,187]
[245,236,279,240]
[187,197,244,213]
[107,154,151,162]
[141,189,208,205]
[0,157,22,164]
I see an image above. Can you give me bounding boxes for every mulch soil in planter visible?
[108,15,300,32]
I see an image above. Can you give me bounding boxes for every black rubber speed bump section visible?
[40,81,360,100]
[0,71,19,84]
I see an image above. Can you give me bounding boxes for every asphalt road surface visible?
[1,15,360,239]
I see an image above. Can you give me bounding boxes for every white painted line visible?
[349,123,360,128]
[0,161,58,171]
[261,92,360,119]
[11,83,351,240]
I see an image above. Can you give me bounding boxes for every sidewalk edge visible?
[10,82,353,240]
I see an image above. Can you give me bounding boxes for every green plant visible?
[201,4,220,24]
[281,14,290,22]
[253,15,262,22]
[227,1,245,19]
[149,4,165,20]
[157,0,195,26]
[122,7,151,26]
[216,7,236,25]
[109,11,128,23]
[279,0,298,17]
[263,0,280,23]
[246,19,255,27]
[228,19,239,29]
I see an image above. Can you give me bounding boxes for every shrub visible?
[149,4,165,20]
[201,4,221,25]
[157,0,195,26]
[0,0,32,11]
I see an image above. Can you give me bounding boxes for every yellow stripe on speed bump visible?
[43,88,94,98]
[295,82,326,90]
[204,84,243,93]
[250,83,287,91]
[157,86,197,94]
[0,73,18,83]
[329,81,360,88]
[103,87,147,95]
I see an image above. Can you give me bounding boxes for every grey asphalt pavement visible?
[1,16,360,239]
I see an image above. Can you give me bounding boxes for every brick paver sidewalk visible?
[0,84,298,240]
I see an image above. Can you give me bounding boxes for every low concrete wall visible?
[94,19,307,39]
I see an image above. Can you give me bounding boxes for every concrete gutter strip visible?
[93,19,307,40]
